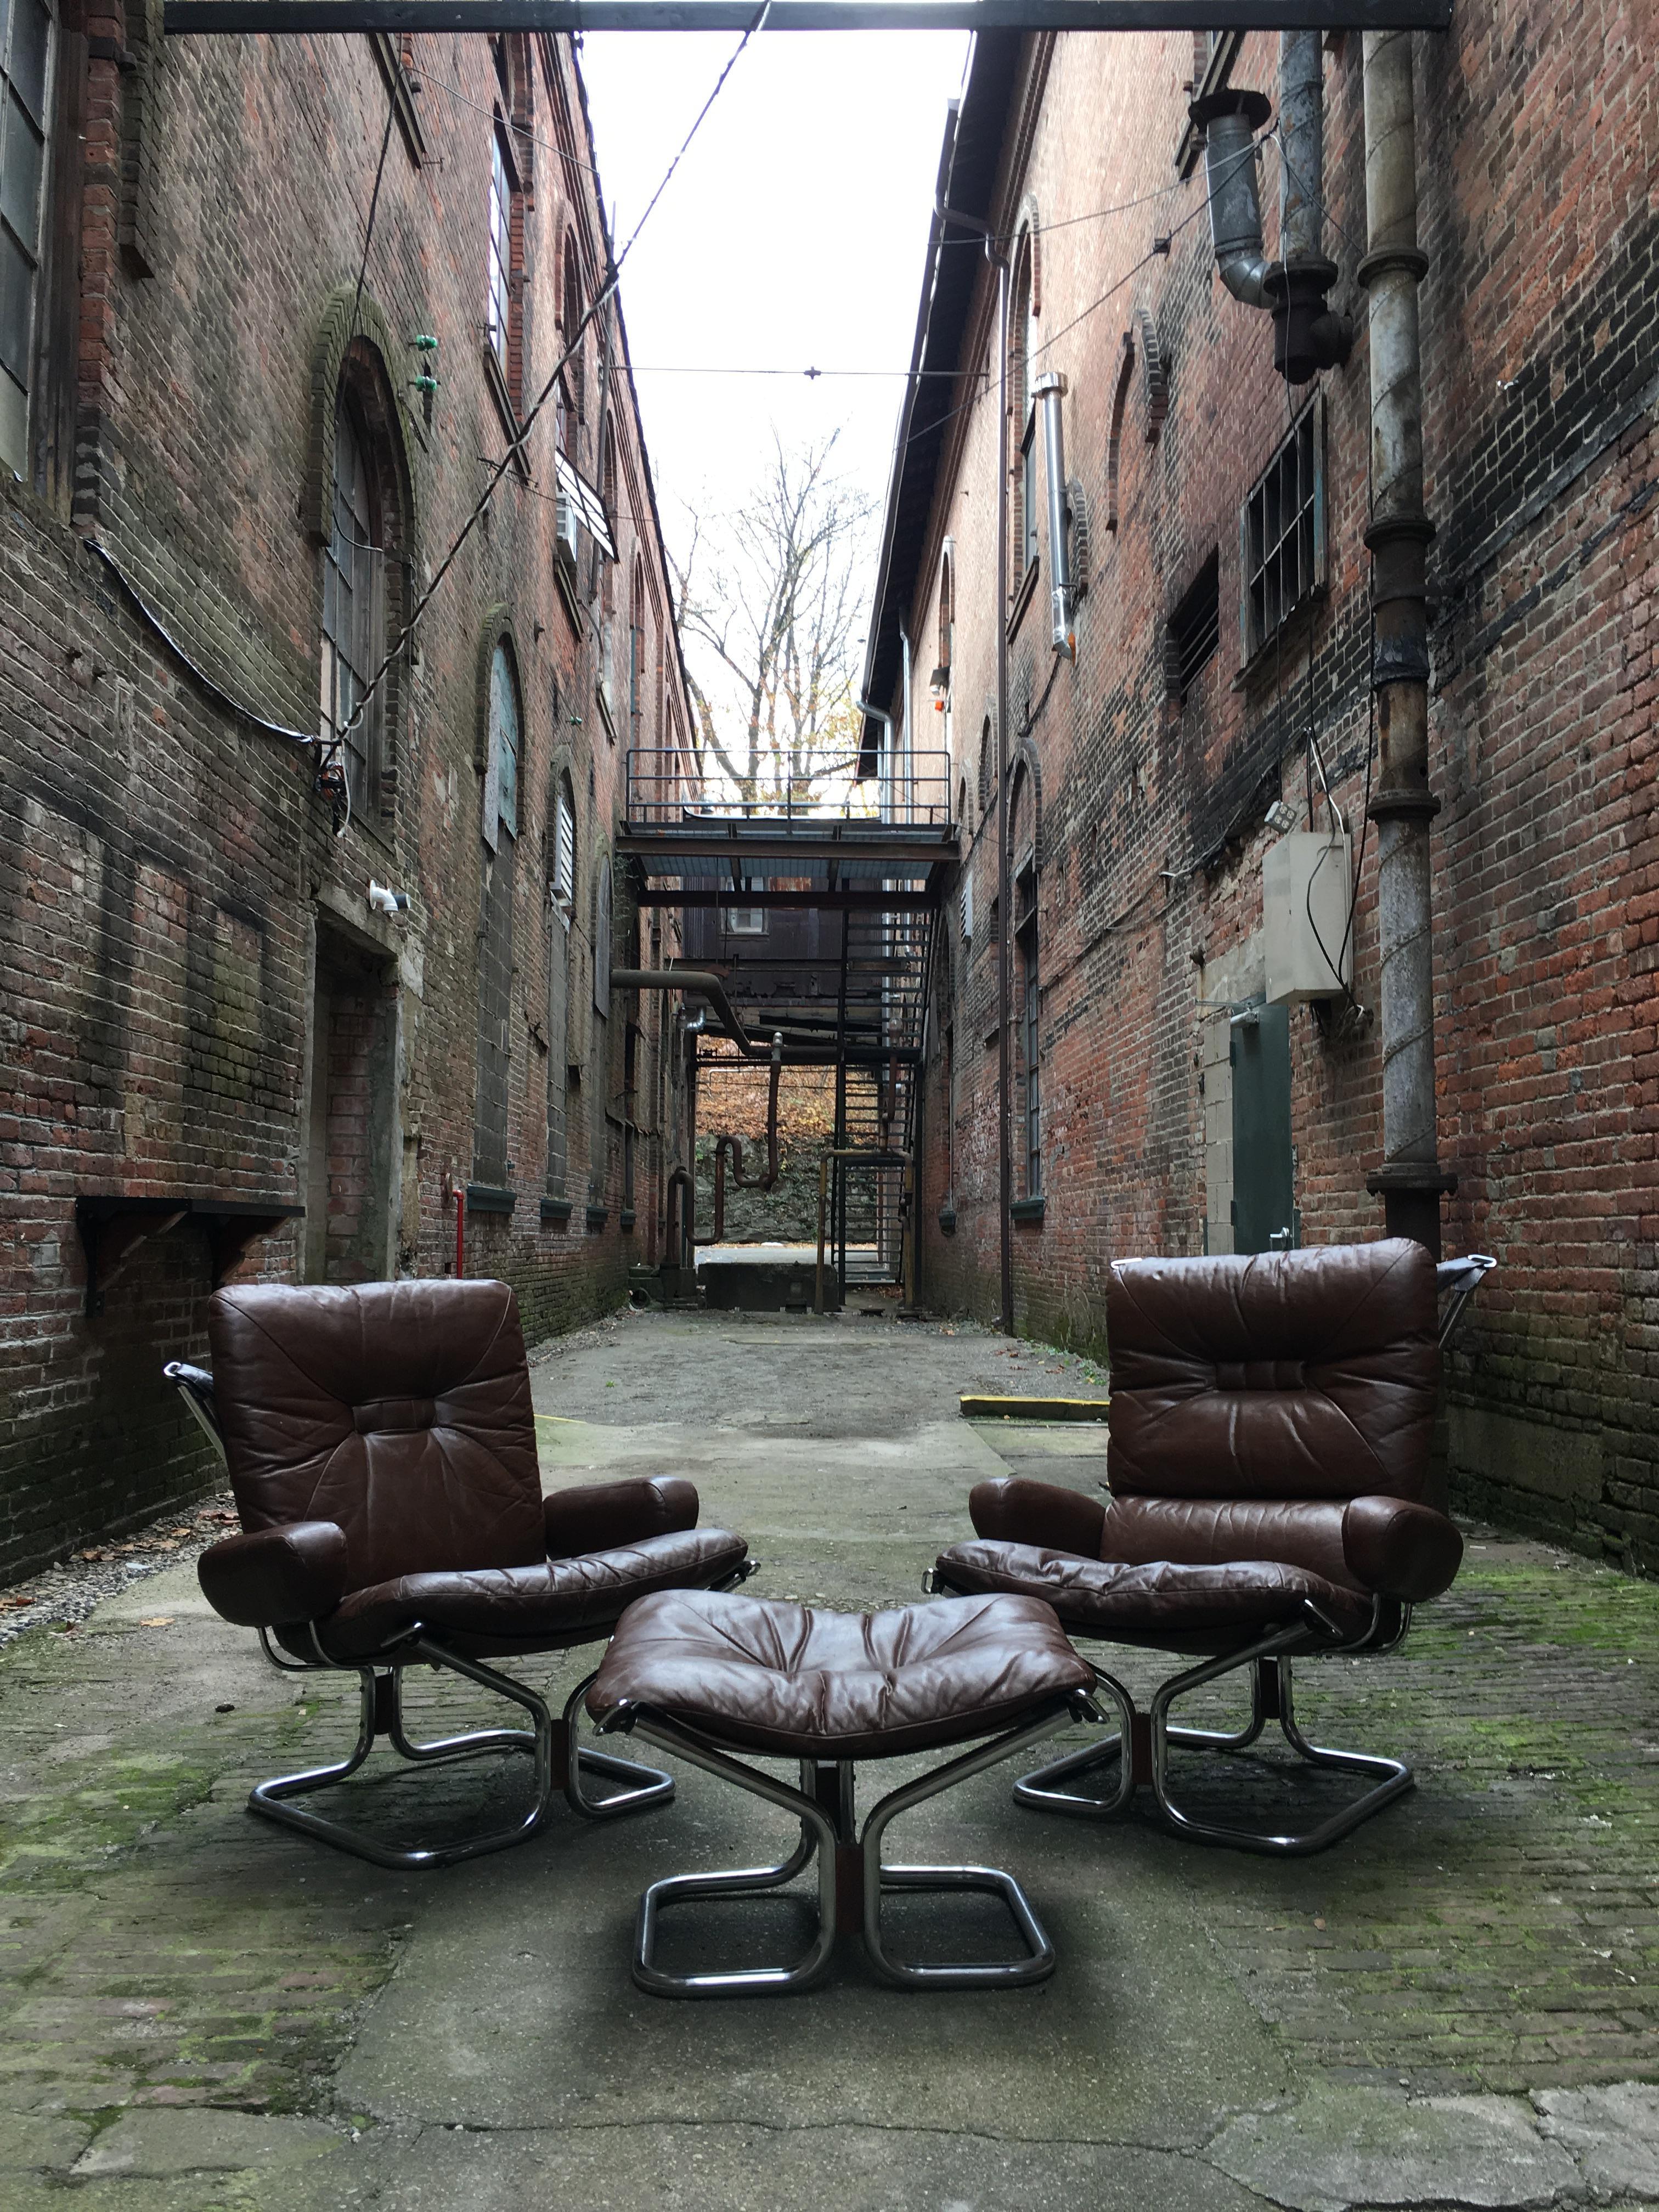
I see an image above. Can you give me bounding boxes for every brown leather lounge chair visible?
[931,1239,1465,1855]
[167,1278,750,1870]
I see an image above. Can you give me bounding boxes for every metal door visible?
[1231,1001,1296,1255]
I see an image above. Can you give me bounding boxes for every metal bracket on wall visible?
[75,1195,305,1317]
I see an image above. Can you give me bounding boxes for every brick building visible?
[862,18,1657,1561]
[1,21,692,1574]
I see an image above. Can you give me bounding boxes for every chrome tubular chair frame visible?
[246,1633,675,1870]
[599,1684,1124,1997]
[1012,1600,1415,1857]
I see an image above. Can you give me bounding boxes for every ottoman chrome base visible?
[588,1588,1120,1996]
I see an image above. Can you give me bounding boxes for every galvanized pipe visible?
[1193,91,1273,309]
[1035,373,1074,657]
[1279,29,1324,266]
[1359,29,1449,1253]
[611,968,754,1058]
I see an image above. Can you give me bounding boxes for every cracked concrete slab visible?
[1208,2084,1584,2211]
[1533,2083,1659,2201]
[0,2108,94,2171]
[70,2108,340,2177]
[276,2118,1274,2212]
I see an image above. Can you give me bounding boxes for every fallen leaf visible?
[138,1616,175,1628]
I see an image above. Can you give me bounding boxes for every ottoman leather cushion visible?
[588,1589,1093,1760]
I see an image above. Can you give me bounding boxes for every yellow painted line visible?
[959,1394,1110,1423]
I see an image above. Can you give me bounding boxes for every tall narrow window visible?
[0,0,52,479]
[546,767,576,1199]
[561,237,584,442]
[596,425,619,729]
[589,849,612,1202]
[629,558,646,740]
[1241,396,1327,659]
[487,131,511,370]
[319,397,384,816]
[475,640,521,1189]
[1011,769,1040,1200]
[484,636,520,844]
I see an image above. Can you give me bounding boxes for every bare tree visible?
[670,433,873,812]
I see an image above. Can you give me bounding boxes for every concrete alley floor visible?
[1,1306,1657,2210]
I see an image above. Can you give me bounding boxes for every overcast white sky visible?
[578,29,970,612]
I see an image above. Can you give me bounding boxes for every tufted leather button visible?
[353,1397,437,1434]
[1214,1359,1307,1391]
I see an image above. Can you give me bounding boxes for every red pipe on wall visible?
[454,1187,465,1279]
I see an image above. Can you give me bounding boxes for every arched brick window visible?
[474,631,522,1189]
[629,556,647,740]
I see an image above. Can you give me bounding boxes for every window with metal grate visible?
[1241,396,1327,660]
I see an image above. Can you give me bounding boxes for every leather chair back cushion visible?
[1105,1239,1438,1503]
[207,1280,544,1589]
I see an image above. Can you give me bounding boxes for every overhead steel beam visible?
[617,830,955,866]
[635,887,936,910]
[165,0,1452,32]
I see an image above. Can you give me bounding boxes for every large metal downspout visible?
[992,251,1014,1335]
[1359,30,1453,1255]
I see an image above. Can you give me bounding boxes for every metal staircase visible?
[617,750,953,1302]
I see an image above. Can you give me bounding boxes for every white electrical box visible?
[1263,831,1353,1004]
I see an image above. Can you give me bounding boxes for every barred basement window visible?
[1166,551,1219,707]
[1241,394,1326,659]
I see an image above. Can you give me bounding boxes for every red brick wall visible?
[0,32,689,1576]
[900,17,1658,1563]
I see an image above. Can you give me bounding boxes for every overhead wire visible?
[321,0,774,782]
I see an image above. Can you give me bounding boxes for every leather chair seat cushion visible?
[312,1528,749,1661]
[934,1541,1375,1651]
[588,1589,1094,1759]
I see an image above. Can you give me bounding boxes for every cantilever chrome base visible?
[1014,1628,1413,1857]
[249,1642,675,1870]
[602,1686,1122,1996]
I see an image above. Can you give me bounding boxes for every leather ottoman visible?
[588,1587,1117,1996]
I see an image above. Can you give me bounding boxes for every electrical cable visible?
[87,539,317,748]
[349,90,398,351]
[320,0,773,782]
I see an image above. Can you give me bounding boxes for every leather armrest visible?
[1342,1494,1463,1601]
[198,1520,349,1628]
[968,1476,1108,1559]
[544,1476,699,1558]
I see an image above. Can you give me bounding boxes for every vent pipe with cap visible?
[1034,370,1074,657]
[1191,88,1274,309]
[1192,54,1351,383]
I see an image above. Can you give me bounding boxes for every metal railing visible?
[625,748,954,830]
